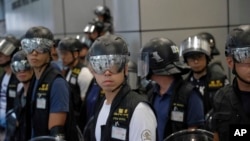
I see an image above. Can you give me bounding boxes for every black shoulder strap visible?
[175,80,195,105]
[165,79,195,136]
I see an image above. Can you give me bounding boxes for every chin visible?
[102,87,114,92]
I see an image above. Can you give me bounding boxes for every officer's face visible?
[0,52,10,66]
[186,53,207,73]
[15,69,33,83]
[58,50,78,67]
[91,65,128,93]
[228,56,250,83]
[27,50,50,69]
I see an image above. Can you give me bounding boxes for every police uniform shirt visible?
[189,75,206,96]
[153,80,205,141]
[95,100,157,141]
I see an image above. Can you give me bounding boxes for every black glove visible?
[50,125,65,140]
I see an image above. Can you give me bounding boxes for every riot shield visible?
[164,129,213,141]
[29,136,65,141]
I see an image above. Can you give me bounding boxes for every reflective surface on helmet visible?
[89,55,126,74]
[11,60,31,73]
[95,5,106,15]
[231,47,250,63]
[180,36,211,57]
[83,24,95,33]
[0,39,16,56]
[164,129,213,141]
[21,38,53,54]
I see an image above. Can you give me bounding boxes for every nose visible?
[194,59,199,63]
[104,70,112,76]
[30,50,38,55]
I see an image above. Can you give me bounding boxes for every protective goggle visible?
[88,55,127,74]
[11,60,31,73]
[21,38,53,54]
[231,47,250,64]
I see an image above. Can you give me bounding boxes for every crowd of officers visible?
[0,5,250,141]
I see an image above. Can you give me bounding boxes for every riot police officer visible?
[0,35,20,140]
[21,26,70,140]
[140,37,204,141]
[93,5,113,33]
[83,20,108,43]
[213,25,250,141]
[180,35,228,115]
[57,37,93,128]
[6,50,34,141]
[85,34,157,141]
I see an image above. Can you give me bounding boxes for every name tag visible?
[111,126,127,140]
[8,90,16,98]
[36,98,46,109]
[70,77,76,85]
[171,111,184,122]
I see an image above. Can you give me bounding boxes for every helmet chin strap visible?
[65,52,78,68]
[38,62,49,73]
[111,67,127,92]
[233,63,250,84]
[111,80,126,92]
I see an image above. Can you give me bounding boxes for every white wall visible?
[3,0,250,81]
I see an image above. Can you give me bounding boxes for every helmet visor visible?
[0,39,16,56]
[11,60,31,73]
[21,38,53,54]
[137,52,149,78]
[83,24,95,33]
[231,47,250,64]
[180,36,211,57]
[88,55,127,74]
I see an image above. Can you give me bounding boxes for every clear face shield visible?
[231,47,250,64]
[137,52,149,79]
[21,38,53,54]
[88,55,127,74]
[11,60,31,73]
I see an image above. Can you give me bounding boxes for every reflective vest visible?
[88,83,150,141]
[26,65,61,137]
[147,78,198,138]
[0,72,19,112]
